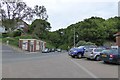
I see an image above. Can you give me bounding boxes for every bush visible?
[46,42,55,48]
[58,44,69,50]
[2,33,8,38]
[17,35,33,39]
[13,30,21,37]
[2,37,19,47]
[76,40,96,46]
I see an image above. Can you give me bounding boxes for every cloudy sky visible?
[22,0,119,31]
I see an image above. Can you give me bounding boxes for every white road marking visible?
[70,59,98,78]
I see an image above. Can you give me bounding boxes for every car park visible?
[84,48,105,61]
[68,47,85,58]
[100,49,120,64]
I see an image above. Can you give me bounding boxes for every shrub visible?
[13,30,21,37]
[76,40,96,46]
[58,44,69,50]
[2,33,8,38]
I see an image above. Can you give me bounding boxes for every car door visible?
[84,48,93,58]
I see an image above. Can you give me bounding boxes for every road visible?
[2,45,119,78]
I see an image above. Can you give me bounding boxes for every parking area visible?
[68,56,119,78]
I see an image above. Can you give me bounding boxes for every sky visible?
[23,0,119,31]
[0,0,119,32]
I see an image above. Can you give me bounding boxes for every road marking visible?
[70,59,98,78]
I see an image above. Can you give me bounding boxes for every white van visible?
[111,46,118,49]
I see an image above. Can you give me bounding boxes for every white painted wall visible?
[0,26,5,33]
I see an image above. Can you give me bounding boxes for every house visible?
[0,26,5,33]
[0,20,29,34]
[15,21,29,34]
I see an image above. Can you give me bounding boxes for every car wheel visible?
[104,61,108,64]
[87,58,90,60]
[95,56,100,61]
[116,62,120,65]
[77,54,82,58]
[71,56,75,58]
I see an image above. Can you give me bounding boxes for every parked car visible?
[100,49,120,64]
[42,48,50,53]
[68,47,85,58]
[84,48,105,61]
[49,48,55,52]
[80,45,97,49]
[51,48,56,52]
[111,46,118,49]
[56,48,62,52]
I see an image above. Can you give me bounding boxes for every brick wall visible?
[116,32,120,46]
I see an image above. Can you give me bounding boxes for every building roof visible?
[19,39,46,42]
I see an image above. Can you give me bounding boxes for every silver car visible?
[84,48,104,61]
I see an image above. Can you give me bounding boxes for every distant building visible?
[0,20,29,34]
[15,21,29,33]
[19,39,46,52]
[0,26,5,33]
[118,1,120,16]
[0,20,5,33]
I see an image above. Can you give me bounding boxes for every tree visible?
[103,17,119,41]
[0,0,48,32]
[28,19,51,39]
[47,31,61,48]
[57,16,119,46]
[34,5,48,20]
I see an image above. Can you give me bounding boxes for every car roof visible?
[102,49,118,53]
[78,46,85,48]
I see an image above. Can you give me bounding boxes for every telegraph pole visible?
[74,26,75,47]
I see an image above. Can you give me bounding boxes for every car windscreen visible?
[94,48,104,52]
[85,48,93,52]
[70,48,77,51]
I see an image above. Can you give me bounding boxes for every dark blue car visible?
[100,49,120,64]
[68,46,85,58]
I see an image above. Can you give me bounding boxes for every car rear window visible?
[102,49,118,54]
[110,49,118,54]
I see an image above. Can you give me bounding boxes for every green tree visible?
[28,19,51,39]
[0,0,48,32]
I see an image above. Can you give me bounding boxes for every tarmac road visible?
[2,45,119,78]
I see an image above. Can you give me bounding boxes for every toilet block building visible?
[19,39,46,52]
